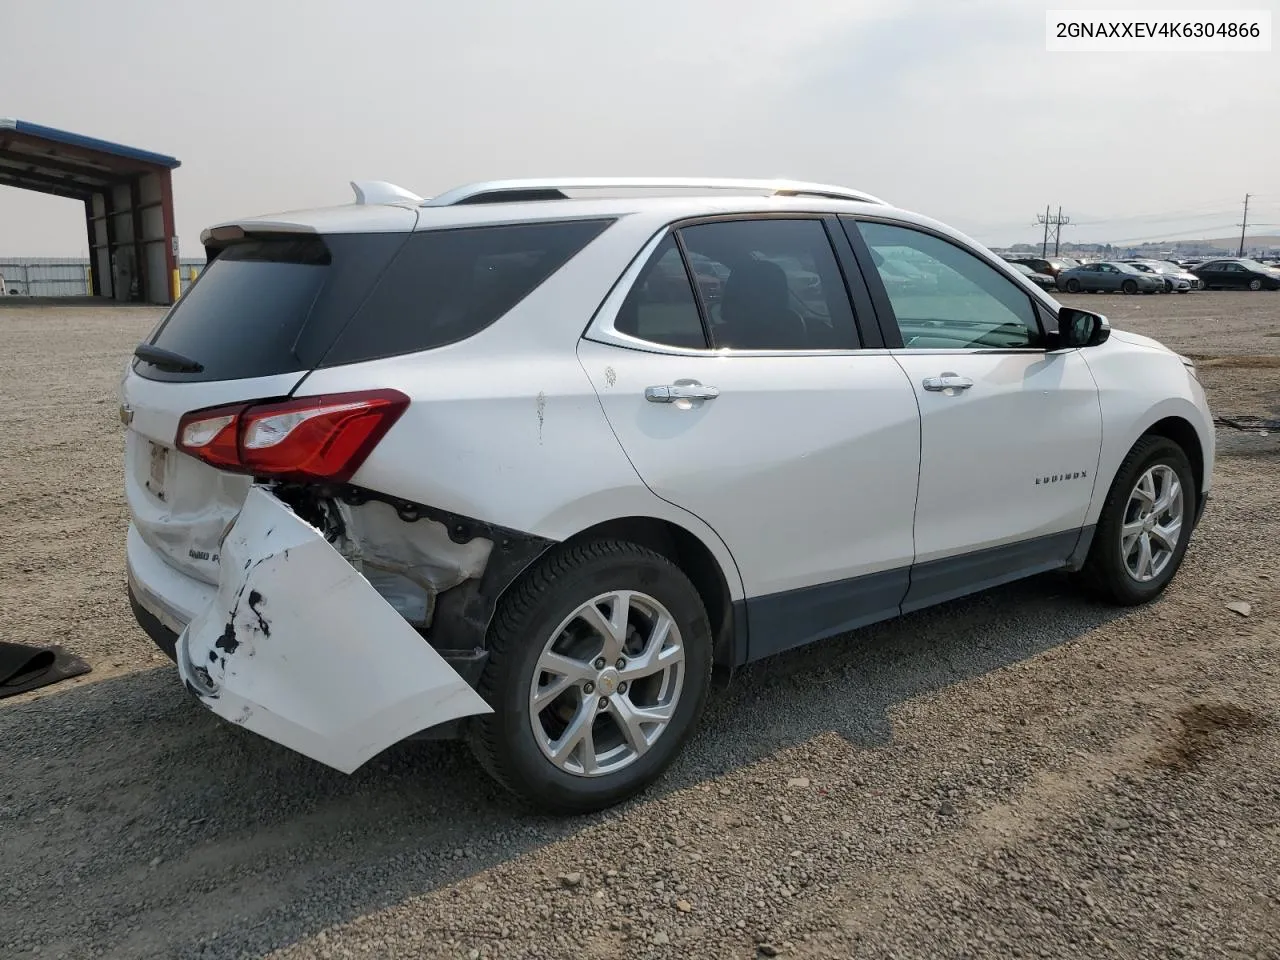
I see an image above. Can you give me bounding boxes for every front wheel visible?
[1078,436,1196,606]
[1249,278,1263,291]
[1064,278,1081,293]
[469,540,713,813]
[1122,279,1138,295]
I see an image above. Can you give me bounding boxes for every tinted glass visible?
[677,219,858,350]
[140,237,333,382]
[857,221,1039,350]
[614,236,707,349]
[324,219,611,365]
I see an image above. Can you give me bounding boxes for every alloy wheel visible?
[529,590,685,777]
[1120,464,1184,582]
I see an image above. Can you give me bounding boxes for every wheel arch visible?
[557,516,745,667]
[1141,415,1206,498]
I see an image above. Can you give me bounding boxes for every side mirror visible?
[1057,307,1111,348]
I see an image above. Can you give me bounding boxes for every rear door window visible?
[138,237,339,382]
[322,219,613,366]
[675,218,859,350]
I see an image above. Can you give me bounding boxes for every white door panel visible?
[578,339,921,599]
[893,349,1102,563]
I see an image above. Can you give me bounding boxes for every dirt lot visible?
[1,291,1278,960]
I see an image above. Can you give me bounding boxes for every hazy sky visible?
[1,0,1277,256]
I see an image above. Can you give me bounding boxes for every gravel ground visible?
[1,292,1277,960]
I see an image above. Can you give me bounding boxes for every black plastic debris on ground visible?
[0,642,91,699]
[1214,416,1280,431]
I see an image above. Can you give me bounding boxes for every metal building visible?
[0,118,181,304]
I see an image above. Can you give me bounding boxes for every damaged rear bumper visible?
[166,486,493,774]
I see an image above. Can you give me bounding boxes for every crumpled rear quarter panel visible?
[177,487,492,773]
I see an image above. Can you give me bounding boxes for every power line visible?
[1036,205,1070,256]
[1104,224,1239,244]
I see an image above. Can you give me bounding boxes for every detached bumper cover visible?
[176,487,492,774]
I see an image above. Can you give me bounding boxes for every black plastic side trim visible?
[728,599,750,667]
[128,583,178,663]
[739,528,1090,663]
[745,567,910,663]
[903,529,1080,613]
[1064,524,1096,572]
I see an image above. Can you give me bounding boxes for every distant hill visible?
[1004,234,1280,258]
[1194,235,1280,251]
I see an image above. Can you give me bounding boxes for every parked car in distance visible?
[121,177,1215,813]
[1057,261,1164,295]
[1004,260,1058,291]
[1007,256,1079,278]
[1190,258,1280,291]
[1122,260,1201,293]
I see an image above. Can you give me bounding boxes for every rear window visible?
[138,237,335,382]
[320,219,612,366]
[135,219,611,382]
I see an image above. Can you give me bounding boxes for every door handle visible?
[645,383,721,403]
[922,374,974,393]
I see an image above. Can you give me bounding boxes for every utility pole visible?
[1036,206,1071,257]
[1238,193,1251,257]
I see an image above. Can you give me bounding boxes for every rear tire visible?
[469,540,713,813]
[1078,436,1196,606]
[1122,279,1138,295]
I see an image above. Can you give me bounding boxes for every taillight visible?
[175,389,409,483]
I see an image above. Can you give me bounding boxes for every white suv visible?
[121,178,1214,812]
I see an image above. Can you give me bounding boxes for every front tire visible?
[469,540,713,813]
[1078,436,1196,606]
[1122,279,1138,295]
[1065,278,1081,293]
[1249,278,1263,291]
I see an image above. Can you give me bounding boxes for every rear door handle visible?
[645,383,721,403]
[922,374,974,393]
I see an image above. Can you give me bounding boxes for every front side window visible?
[853,221,1040,350]
[676,219,859,350]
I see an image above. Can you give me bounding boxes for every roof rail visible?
[350,180,424,206]
[420,177,887,208]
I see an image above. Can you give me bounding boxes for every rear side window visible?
[614,236,708,349]
[140,237,332,382]
[322,219,612,366]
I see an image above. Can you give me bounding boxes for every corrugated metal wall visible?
[0,257,205,297]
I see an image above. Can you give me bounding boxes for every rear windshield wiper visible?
[133,343,204,373]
